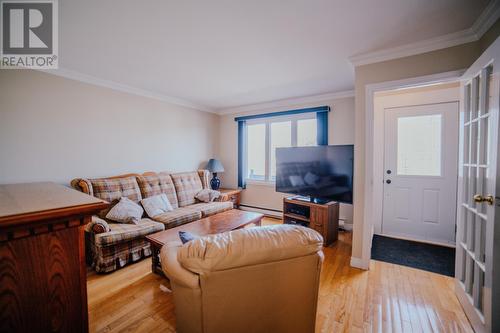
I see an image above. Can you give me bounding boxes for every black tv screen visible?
[276,145,354,204]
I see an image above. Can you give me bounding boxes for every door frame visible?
[375,88,461,237]
[352,69,464,270]
[381,102,459,245]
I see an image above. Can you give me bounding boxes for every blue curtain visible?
[316,110,328,145]
[237,120,247,188]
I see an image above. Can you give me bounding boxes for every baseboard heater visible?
[239,204,282,218]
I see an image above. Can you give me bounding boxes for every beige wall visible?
[0,70,219,185]
[351,20,500,260]
[218,97,355,225]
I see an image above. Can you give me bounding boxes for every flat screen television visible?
[276,145,354,204]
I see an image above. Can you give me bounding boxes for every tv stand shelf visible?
[283,197,339,246]
[283,212,310,223]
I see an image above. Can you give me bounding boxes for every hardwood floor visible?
[87,217,472,333]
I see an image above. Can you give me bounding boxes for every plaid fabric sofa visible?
[71,170,233,273]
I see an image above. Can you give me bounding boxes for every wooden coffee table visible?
[146,209,263,275]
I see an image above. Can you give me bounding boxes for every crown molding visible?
[37,68,215,113]
[349,1,500,67]
[215,90,355,115]
[349,29,477,66]
[471,0,500,37]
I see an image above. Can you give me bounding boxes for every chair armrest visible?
[87,216,110,234]
[160,241,200,289]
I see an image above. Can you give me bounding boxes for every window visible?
[397,114,442,176]
[246,114,318,182]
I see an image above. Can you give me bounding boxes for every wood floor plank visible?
[87,217,473,333]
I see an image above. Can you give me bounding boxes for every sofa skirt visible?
[86,232,152,273]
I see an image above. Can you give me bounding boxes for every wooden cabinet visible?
[283,197,339,246]
[217,188,242,208]
[0,182,108,333]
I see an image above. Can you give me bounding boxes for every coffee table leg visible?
[151,243,162,275]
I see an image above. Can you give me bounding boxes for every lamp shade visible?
[206,159,224,173]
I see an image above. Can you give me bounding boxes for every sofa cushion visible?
[152,207,202,229]
[171,172,204,207]
[177,224,324,274]
[188,202,233,217]
[89,176,142,218]
[197,170,210,190]
[94,218,165,246]
[136,172,179,209]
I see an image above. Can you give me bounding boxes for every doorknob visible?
[386,179,391,184]
[473,194,495,205]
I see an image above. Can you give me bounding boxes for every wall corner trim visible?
[350,256,370,270]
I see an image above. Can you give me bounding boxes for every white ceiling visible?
[58,0,491,112]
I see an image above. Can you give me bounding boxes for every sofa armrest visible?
[160,241,200,289]
[86,216,110,234]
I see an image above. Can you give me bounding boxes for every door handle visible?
[473,194,494,205]
[386,179,391,184]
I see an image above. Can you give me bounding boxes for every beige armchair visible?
[160,224,324,333]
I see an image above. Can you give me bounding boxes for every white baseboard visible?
[350,256,370,270]
[340,221,353,231]
[239,205,282,219]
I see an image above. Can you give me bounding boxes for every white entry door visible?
[382,102,459,245]
[455,38,500,333]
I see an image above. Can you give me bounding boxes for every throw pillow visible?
[179,231,197,244]
[106,197,143,224]
[141,193,173,218]
[195,189,221,203]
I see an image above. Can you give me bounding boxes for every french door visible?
[455,38,500,333]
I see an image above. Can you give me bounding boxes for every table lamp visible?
[206,158,224,190]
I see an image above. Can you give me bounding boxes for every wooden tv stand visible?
[283,197,339,246]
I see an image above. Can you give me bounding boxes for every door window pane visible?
[397,114,442,176]
[270,121,292,179]
[297,118,317,147]
[247,124,266,180]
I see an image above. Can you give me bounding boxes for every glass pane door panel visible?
[247,124,266,180]
[397,114,442,176]
[270,121,291,179]
[297,118,317,147]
